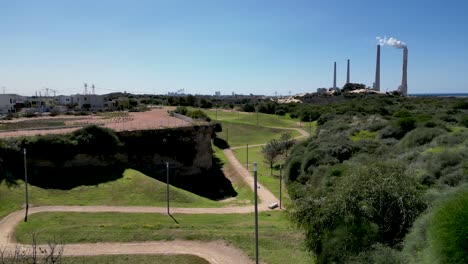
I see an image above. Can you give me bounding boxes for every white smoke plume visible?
[376,36,406,48]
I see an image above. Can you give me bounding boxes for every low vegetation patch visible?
[16,211,314,264]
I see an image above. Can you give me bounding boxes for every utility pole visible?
[246,144,249,170]
[226,128,229,143]
[216,108,218,120]
[166,162,170,215]
[24,148,29,222]
[279,164,282,209]
[253,162,259,264]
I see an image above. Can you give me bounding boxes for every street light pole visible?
[246,144,249,170]
[166,162,170,215]
[253,162,259,264]
[23,148,29,222]
[279,164,282,209]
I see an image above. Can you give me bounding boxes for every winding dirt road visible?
[0,149,283,263]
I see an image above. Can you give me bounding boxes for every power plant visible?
[328,37,407,96]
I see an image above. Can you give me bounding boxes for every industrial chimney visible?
[399,47,408,96]
[374,45,380,91]
[346,59,350,84]
[333,62,337,89]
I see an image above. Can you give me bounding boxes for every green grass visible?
[59,255,209,264]
[232,146,290,205]
[0,168,251,220]
[216,121,301,148]
[203,108,315,129]
[0,119,69,131]
[212,144,254,206]
[16,211,314,264]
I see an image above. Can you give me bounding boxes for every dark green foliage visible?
[70,125,122,154]
[459,114,468,127]
[403,186,468,264]
[397,117,416,132]
[291,162,426,263]
[242,103,255,112]
[342,83,366,92]
[453,100,468,110]
[187,109,211,121]
[285,95,468,262]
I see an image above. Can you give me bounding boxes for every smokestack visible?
[333,62,337,89]
[400,47,408,96]
[374,45,380,91]
[346,59,350,84]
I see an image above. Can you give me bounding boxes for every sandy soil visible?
[0,108,191,138]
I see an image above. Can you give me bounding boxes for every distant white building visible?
[72,94,108,109]
[55,95,74,106]
[0,94,26,113]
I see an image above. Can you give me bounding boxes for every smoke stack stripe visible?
[375,45,380,92]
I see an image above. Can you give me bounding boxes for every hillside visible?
[285,94,468,263]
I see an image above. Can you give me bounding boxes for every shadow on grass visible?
[26,165,126,190]
[168,213,180,224]
[137,156,237,201]
[213,137,230,150]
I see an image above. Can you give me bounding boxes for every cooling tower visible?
[374,45,380,91]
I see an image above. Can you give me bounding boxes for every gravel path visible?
[0,146,279,263]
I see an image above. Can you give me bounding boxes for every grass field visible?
[204,109,307,128]
[216,121,301,147]
[0,167,253,220]
[232,146,290,206]
[16,211,314,264]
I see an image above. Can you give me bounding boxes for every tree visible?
[342,83,366,92]
[278,133,296,157]
[262,139,281,175]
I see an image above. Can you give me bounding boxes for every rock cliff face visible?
[116,125,213,175]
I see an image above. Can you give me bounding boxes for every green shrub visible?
[397,117,416,132]
[174,106,188,115]
[350,130,377,142]
[459,115,468,127]
[291,161,426,263]
[399,127,445,148]
[404,186,468,264]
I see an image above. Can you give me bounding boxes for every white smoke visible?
[376,36,406,48]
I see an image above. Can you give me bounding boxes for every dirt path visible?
[0,147,278,263]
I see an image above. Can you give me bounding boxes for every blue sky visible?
[1,0,467,96]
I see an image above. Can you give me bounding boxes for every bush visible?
[291,161,426,263]
[397,117,416,132]
[174,106,188,115]
[428,187,468,264]
[187,109,211,121]
[459,115,468,127]
[403,186,468,264]
[399,127,445,148]
[242,103,255,112]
